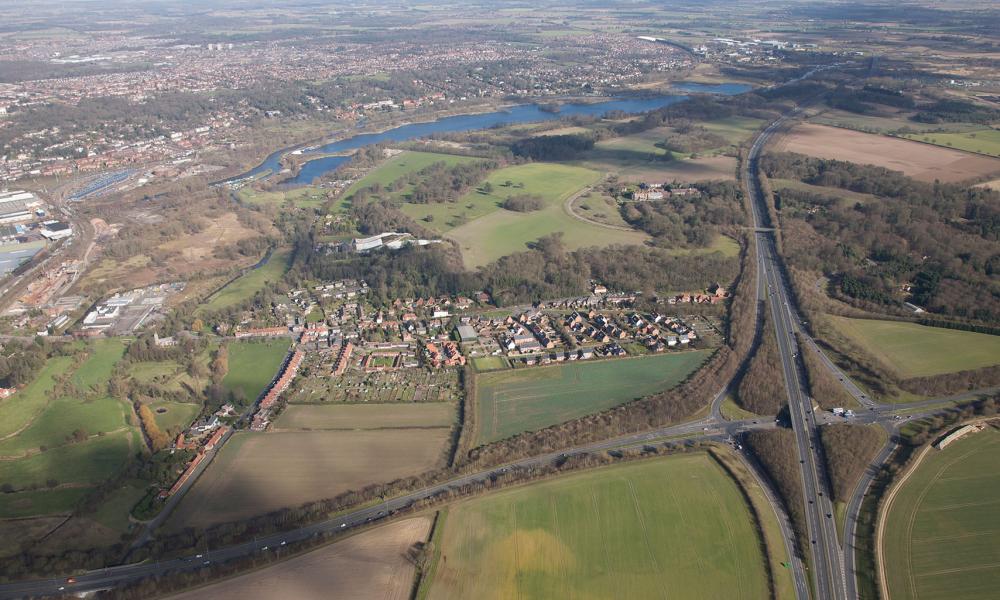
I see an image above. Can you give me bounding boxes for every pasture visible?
[170,518,432,600]
[276,402,454,430]
[903,129,1000,158]
[474,350,711,444]
[827,316,1000,379]
[774,123,1000,183]
[882,426,1000,600]
[168,429,448,528]
[344,150,482,201]
[441,163,647,267]
[425,454,771,600]
[201,248,291,312]
[222,340,290,406]
[0,355,74,439]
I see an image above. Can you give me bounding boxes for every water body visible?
[233,86,750,187]
[670,82,753,95]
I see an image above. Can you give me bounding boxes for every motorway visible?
[745,114,846,599]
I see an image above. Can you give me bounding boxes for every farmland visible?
[201,248,292,312]
[424,454,772,600]
[170,517,432,600]
[440,163,647,267]
[474,350,712,444]
[827,316,1000,379]
[881,426,1000,600]
[222,340,290,406]
[168,428,449,528]
[276,402,454,430]
[774,123,1000,183]
[902,129,1000,158]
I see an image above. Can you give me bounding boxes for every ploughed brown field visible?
[775,123,1000,183]
[168,517,432,600]
[167,430,448,529]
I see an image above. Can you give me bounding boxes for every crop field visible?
[774,123,1000,183]
[882,426,1000,600]
[425,454,771,600]
[827,316,1000,379]
[169,429,449,528]
[201,248,291,312]
[345,150,482,201]
[276,402,454,430]
[475,350,711,443]
[171,517,432,600]
[902,129,1000,158]
[222,340,290,406]
[440,163,647,267]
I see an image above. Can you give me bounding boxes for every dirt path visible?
[561,183,637,233]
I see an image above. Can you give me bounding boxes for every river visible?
[232,84,752,187]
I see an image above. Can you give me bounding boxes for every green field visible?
[828,316,1000,379]
[345,150,482,201]
[222,340,290,405]
[72,338,127,392]
[903,129,1000,157]
[472,356,510,372]
[425,454,772,600]
[202,248,291,312]
[0,430,132,489]
[439,163,647,267]
[0,487,91,519]
[149,400,201,433]
[238,185,331,208]
[0,395,129,456]
[475,350,711,443]
[882,426,1000,600]
[0,356,74,439]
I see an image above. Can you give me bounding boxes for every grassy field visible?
[0,487,91,519]
[169,429,448,528]
[170,518,432,600]
[149,400,201,433]
[345,150,482,201]
[72,338,126,392]
[0,395,129,456]
[472,356,510,372]
[475,350,712,444]
[201,248,291,312]
[276,403,454,430]
[425,454,771,600]
[828,316,1000,379]
[0,430,132,489]
[882,426,1000,600]
[666,234,740,257]
[771,178,880,206]
[0,355,74,439]
[222,340,290,406]
[902,129,1000,158]
[238,186,331,208]
[440,163,647,267]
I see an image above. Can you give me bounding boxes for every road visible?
[744,114,847,600]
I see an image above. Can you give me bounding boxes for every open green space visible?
[0,356,74,439]
[345,150,482,201]
[222,340,290,405]
[828,316,1000,379]
[903,129,1000,157]
[666,234,740,257]
[425,453,772,600]
[472,356,510,372]
[0,395,129,456]
[149,400,201,433]
[475,350,712,443]
[238,185,331,208]
[772,178,880,206]
[0,430,132,490]
[882,426,1000,600]
[72,338,127,393]
[0,487,91,519]
[202,248,291,312]
[438,163,647,267]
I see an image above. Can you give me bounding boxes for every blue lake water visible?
[232,85,751,186]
